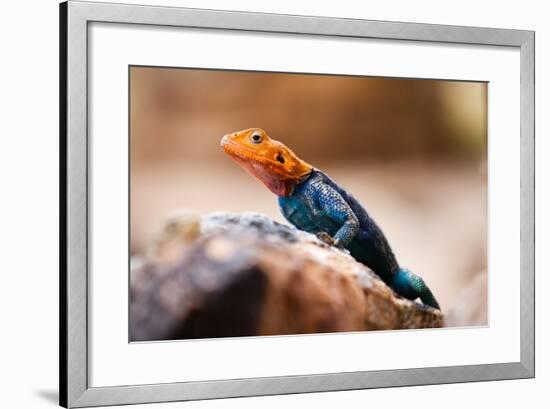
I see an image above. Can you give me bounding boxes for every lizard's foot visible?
[331,238,349,251]
[316,231,335,246]
[316,233,349,253]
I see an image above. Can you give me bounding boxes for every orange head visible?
[221,128,313,197]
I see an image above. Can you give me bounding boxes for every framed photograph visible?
[60,1,534,407]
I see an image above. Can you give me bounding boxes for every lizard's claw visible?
[316,231,335,246]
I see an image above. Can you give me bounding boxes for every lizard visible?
[221,128,440,309]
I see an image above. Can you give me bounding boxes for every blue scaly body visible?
[278,169,440,309]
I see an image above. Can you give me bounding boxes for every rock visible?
[130,212,443,341]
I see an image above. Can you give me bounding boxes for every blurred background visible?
[130,66,487,321]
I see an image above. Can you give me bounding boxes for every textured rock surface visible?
[130,212,443,341]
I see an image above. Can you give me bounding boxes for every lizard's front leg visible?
[312,182,359,248]
[331,216,359,248]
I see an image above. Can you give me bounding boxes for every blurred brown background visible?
[130,66,487,316]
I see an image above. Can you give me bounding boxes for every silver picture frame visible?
[60,1,535,407]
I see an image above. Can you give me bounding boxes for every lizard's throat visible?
[230,154,311,197]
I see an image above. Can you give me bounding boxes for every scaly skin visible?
[221,128,440,309]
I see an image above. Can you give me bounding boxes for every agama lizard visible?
[221,128,440,309]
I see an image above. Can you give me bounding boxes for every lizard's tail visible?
[391,268,440,310]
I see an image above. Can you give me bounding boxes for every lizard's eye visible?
[250,133,262,144]
[276,153,285,164]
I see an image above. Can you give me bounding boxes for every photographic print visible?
[59,1,535,407]
[129,67,488,342]
[61,4,534,406]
